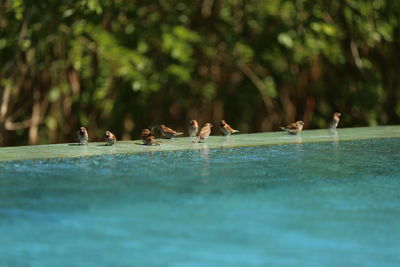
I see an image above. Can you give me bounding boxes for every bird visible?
[328,112,342,130]
[105,131,117,146]
[188,120,199,137]
[158,124,183,139]
[141,129,159,146]
[195,123,212,142]
[280,121,304,135]
[219,120,239,136]
[78,126,88,145]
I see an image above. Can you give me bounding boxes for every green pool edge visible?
[0,125,399,162]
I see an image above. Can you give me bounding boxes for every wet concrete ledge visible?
[0,126,399,162]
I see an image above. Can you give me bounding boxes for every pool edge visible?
[0,125,399,162]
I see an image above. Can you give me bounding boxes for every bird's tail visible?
[150,120,162,134]
[150,126,158,134]
[233,130,239,133]
[280,127,287,132]
[175,132,184,136]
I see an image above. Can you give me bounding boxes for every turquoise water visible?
[1,138,400,266]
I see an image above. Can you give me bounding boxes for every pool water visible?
[1,138,399,266]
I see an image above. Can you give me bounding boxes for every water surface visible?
[1,138,400,266]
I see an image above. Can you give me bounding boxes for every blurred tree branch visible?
[0,0,399,146]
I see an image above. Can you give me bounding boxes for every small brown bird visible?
[78,126,88,145]
[141,129,159,146]
[158,124,183,139]
[328,112,342,130]
[219,120,239,136]
[280,121,304,135]
[105,131,117,146]
[188,120,199,137]
[195,123,212,142]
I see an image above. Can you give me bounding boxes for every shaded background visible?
[0,0,399,146]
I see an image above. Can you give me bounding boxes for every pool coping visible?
[0,125,399,162]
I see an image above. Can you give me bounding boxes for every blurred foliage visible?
[0,0,399,145]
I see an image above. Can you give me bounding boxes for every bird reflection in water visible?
[199,144,210,178]
[329,129,339,146]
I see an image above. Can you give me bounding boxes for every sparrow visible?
[158,124,183,139]
[188,120,199,137]
[105,131,117,146]
[219,120,239,136]
[328,112,342,130]
[78,126,88,145]
[280,121,304,135]
[141,129,159,146]
[195,123,212,142]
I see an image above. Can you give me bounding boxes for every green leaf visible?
[277,33,293,48]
